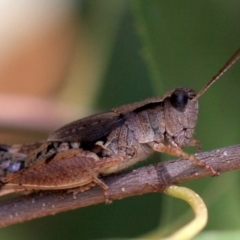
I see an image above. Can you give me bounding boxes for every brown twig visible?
[0,144,240,228]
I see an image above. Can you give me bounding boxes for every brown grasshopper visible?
[0,48,240,201]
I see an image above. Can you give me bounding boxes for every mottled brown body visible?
[0,88,199,197]
[0,48,240,199]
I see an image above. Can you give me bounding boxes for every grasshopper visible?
[0,48,240,201]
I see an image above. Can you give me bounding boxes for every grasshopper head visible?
[165,87,198,147]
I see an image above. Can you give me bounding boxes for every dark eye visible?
[170,89,188,111]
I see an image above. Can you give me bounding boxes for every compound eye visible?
[170,89,189,111]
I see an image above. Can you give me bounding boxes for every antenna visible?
[195,48,240,100]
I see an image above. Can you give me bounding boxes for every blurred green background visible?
[0,0,240,239]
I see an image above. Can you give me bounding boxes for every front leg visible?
[187,138,202,152]
[153,143,219,176]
